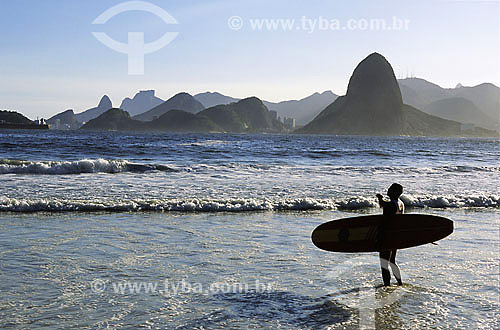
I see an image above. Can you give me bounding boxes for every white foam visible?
[1,158,498,176]
[0,195,497,213]
[401,194,500,208]
[0,159,177,175]
[177,140,232,147]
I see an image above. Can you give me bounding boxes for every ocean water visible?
[0,130,498,329]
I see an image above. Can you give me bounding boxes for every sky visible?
[0,0,499,119]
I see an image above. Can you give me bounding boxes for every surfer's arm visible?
[376,194,389,208]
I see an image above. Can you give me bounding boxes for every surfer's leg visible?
[379,251,391,286]
[389,249,403,285]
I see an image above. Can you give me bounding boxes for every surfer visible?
[376,183,404,286]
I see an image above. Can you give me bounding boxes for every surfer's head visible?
[387,183,403,199]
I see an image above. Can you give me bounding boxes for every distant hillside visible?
[403,104,495,137]
[398,78,499,130]
[120,90,164,116]
[0,110,34,125]
[299,53,497,137]
[80,108,147,131]
[423,97,493,128]
[194,91,338,126]
[148,110,221,132]
[398,78,446,107]
[194,92,239,108]
[0,110,48,129]
[80,97,284,133]
[198,97,284,133]
[47,109,80,129]
[133,92,204,121]
[75,95,113,123]
[450,83,499,123]
[263,91,338,126]
[402,104,461,136]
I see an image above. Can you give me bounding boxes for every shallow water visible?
[0,130,498,328]
[0,209,498,329]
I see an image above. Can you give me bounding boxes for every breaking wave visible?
[0,195,497,213]
[0,159,179,175]
[0,158,498,176]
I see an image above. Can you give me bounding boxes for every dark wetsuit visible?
[379,199,404,286]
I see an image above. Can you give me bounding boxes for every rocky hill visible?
[75,95,113,124]
[80,108,146,131]
[298,53,497,137]
[119,90,164,117]
[299,53,405,135]
[80,97,284,133]
[399,78,499,130]
[0,110,48,129]
[198,97,284,133]
[133,92,204,121]
[47,109,80,129]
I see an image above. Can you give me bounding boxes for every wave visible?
[1,158,498,176]
[0,195,497,213]
[440,165,500,173]
[177,140,233,147]
[401,195,500,208]
[0,159,179,175]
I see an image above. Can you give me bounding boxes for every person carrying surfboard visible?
[376,183,404,286]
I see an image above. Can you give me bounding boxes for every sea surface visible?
[0,130,498,329]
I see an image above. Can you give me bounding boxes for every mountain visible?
[0,110,34,125]
[449,83,499,123]
[194,91,338,126]
[399,83,429,111]
[398,78,447,108]
[81,97,284,133]
[148,110,221,132]
[81,108,218,132]
[401,104,461,136]
[298,53,496,136]
[299,53,405,135]
[80,108,146,131]
[263,91,338,126]
[0,110,48,129]
[398,78,500,130]
[423,97,493,128]
[47,109,80,129]
[75,95,113,123]
[133,92,205,121]
[402,104,495,137]
[194,92,240,108]
[198,97,284,133]
[119,90,164,117]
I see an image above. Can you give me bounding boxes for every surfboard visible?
[311,214,453,253]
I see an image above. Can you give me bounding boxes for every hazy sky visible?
[1,0,499,119]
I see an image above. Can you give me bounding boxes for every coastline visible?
[0,123,48,130]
